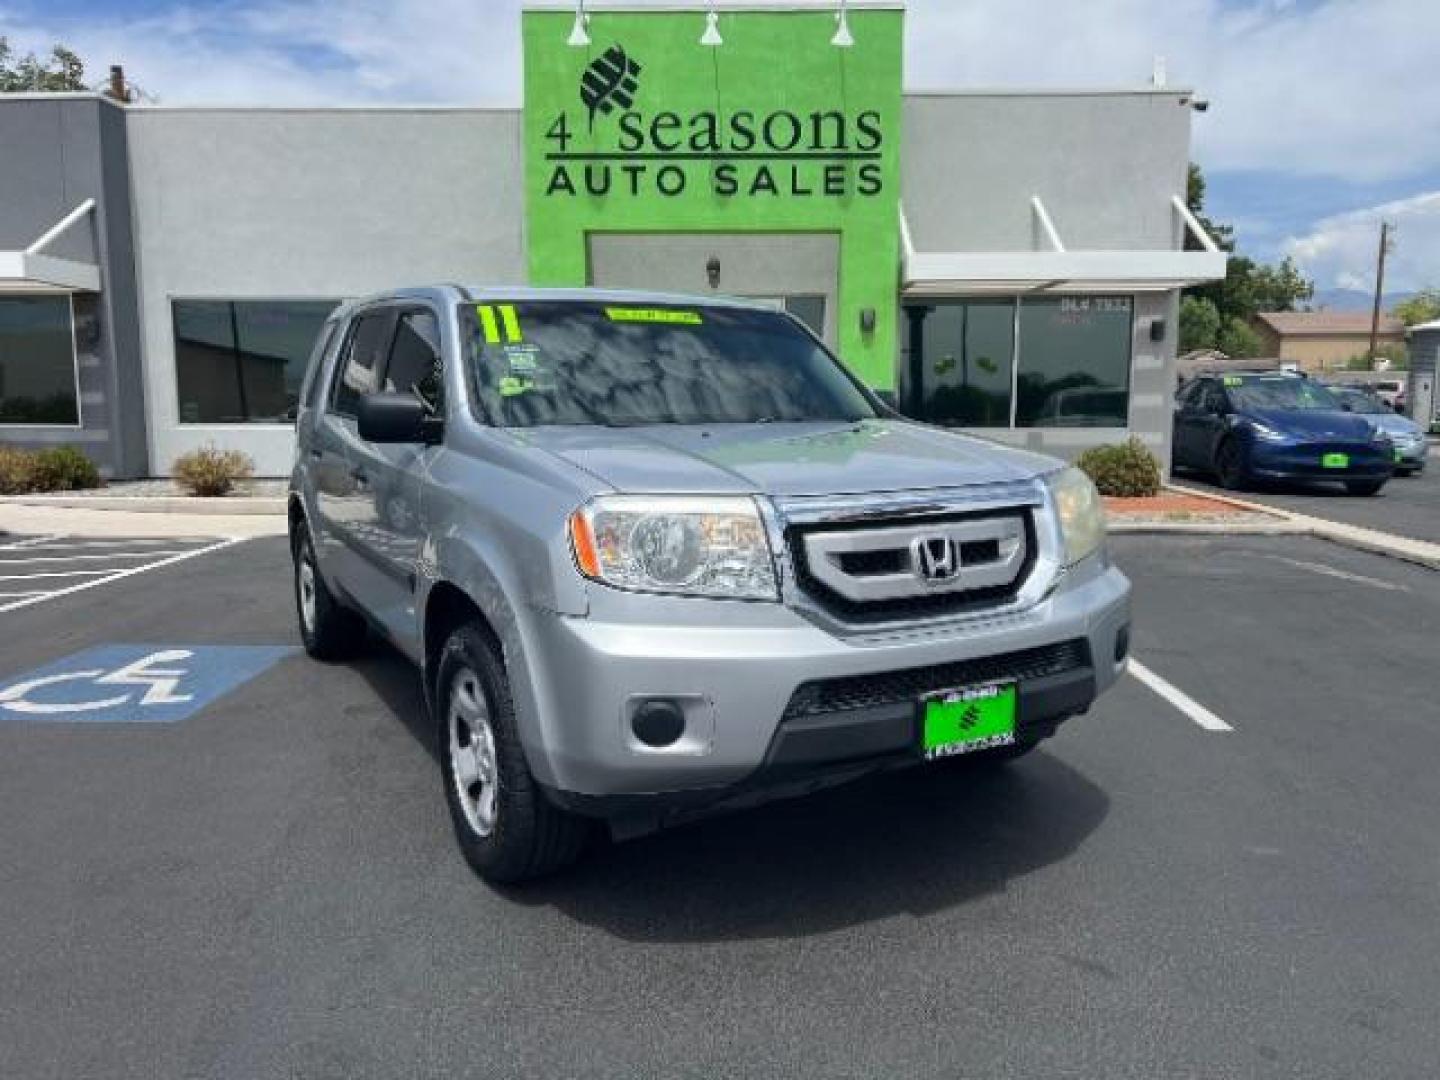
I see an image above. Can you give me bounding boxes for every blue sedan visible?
[1173,371,1392,496]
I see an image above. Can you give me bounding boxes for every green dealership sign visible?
[522,6,904,388]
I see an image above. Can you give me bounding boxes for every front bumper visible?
[518,557,1131,812]
[1391,440,1428,470]
[1247,440,1393,481]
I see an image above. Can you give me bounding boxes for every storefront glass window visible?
[904,299,1014,427]
[174,300,339,423]
[0,296,78,425]
[1015,296,1132,427]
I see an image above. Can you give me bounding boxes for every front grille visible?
[782,639,1090,721]
[786,509,1036,624]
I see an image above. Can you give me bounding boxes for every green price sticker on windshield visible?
[1223,376,1243,387]
[605,307,703,326]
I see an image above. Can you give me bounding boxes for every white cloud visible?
[1,0,1437,182]
[1283,190,1440,291]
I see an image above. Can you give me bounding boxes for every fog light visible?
[1114,624,1131,664]
[631,699,686,748]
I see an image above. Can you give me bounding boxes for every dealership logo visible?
[541,40,885,201]
[912,535,960,583]
[580,45,642,131]
[957,703,981,731]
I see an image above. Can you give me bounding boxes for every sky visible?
[2,0,1437,297]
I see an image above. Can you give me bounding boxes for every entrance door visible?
[587,232,840,346]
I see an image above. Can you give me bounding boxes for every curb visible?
[1108,520,1301,536]
[1164,482,1440,571]
[0,495,286,516]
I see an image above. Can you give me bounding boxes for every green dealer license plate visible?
[1321,452,1349,469]
[921,682,1017,760]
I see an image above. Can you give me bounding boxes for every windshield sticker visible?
[1223,376,1243,387]
[476,304,524,345]
[604,307,704,326]
[503,344,540,373]
[498,375,535,397]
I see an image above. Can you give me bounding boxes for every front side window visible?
[1015,296,1132,428]
[464,302,876,427]
[330,311,393,418]
[174,300,339,424]
[0,296,78,425]
[384,309,444,411]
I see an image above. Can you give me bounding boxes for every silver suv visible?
[289,286,1131,882]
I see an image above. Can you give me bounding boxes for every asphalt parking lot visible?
[1176,444,1440,544]
[2,531,1439,1078]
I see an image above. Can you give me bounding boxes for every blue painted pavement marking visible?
[0,645,296,724]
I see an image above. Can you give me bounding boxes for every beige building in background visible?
[1251,311,1406,371]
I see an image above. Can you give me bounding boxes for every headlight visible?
[1046,466,1106,567]
[568,495,778,600]
[1249,420,1290,443]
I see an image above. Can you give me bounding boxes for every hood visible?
[1362,412,1423,437]
[510,420,1056,498]
[1243,406,1375,440]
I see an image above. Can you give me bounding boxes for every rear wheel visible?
[1345,479,1386,497]
[1215,439,1247,491]
[437,624,591,884]
[293,528,366,660]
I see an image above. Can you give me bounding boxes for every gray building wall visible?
[126,107,527,475]
[901,90,1193,252]
[0,96,147,478]
[900,90,1193,467]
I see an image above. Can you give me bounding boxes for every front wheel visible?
[437,624,591,884]
[1345,479,1386,497]
[1215,440,1248,491]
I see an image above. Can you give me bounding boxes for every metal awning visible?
[900,195,1228,295]
[0,200,101,292]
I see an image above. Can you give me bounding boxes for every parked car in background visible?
[1370,379,1405,410]
[1324,384,1427,476]
[288,286,1132,883]
[1173,370,1392,496]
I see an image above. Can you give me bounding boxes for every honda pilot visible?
[289,286,1132,882]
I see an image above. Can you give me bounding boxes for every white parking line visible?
[1260,554,1406,593]
[0,537,245,614]
[0,551,193,564]
[0,534,64,551]
[0,569,115,581]
[1129,659,1234,732]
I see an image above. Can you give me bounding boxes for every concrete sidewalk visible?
[0,502,287,539]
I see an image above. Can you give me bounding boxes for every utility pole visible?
[1367,221,1393,365]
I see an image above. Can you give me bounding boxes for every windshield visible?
[1227,376,1341,412]
[1330,388,1389,414]
[462,301,877,427]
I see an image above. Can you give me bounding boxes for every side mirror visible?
[357,392,443,445]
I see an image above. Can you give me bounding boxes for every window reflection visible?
[1016,297,1132,427]
[0,296,78,425]
[174,300,339,423]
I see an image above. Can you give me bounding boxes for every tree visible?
[1184,165,1315,356]
[0,37,86,93]
[1217,317,1262,359]
[1392,288,1440,327]
[1179,296,1221,352]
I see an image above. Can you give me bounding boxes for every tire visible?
[293,528,366,661]
[1214,439,1247,491]
[1344,479,1386,497]
[437,624,591,884]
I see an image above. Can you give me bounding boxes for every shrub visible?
[30,446,100,491]
[0,447,38,495]
[1077,437,1162,498]
[172,445,255,497]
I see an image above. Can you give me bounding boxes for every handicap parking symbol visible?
[0,645,295,724]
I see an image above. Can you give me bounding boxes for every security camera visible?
[1190,98,1210,112]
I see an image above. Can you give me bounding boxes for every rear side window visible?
[331,311,392,417]
[383,309,445,412]
[1200,382,1227,413]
